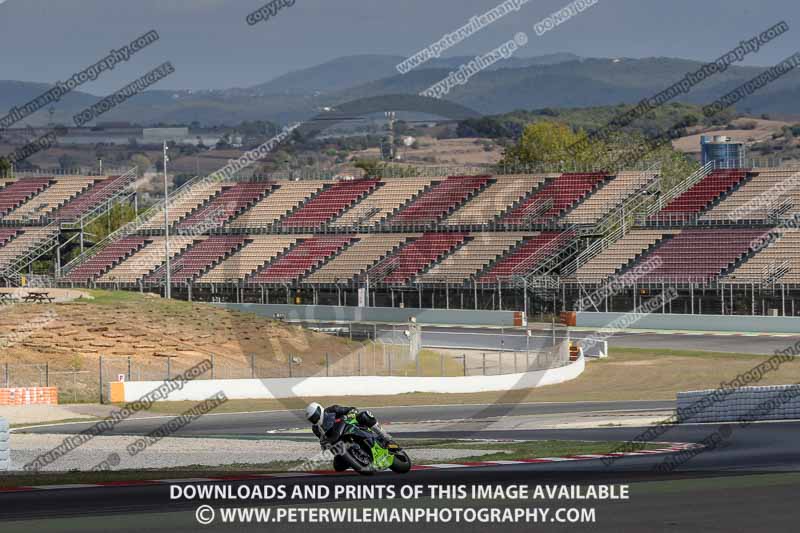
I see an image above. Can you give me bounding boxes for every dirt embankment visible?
[0,293,360,379]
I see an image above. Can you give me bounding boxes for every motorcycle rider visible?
[305,402,398,450]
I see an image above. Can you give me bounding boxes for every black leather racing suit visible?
[311,405,393,444]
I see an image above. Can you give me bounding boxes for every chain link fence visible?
[1,328,573,403]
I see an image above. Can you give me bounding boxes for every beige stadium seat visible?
[197,235,303,283]
[726,228,800,284]
[5,176,98,222]
[573,229,678,282]
[139,181,228,230]
[444,175,553,226]
[702,168,800,222]
[331,178,433,228]
[420,232,532,283]
[563,171,655,225]
[304,234,418,283]
[0,227,59,271]
[98,236,197,283]
[229,181,326,229]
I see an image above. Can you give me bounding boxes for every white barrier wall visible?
[120,357,585,402]
[677,385,800,423]
[0,417,9,472]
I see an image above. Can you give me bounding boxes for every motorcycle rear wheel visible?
[332,455,350,472]
[389,451,412,474]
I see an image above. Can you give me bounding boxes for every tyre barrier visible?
[0,387,59,406]
[677,385,800,423]
[0,417,9,472]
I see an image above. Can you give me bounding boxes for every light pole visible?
[163,141,171,299]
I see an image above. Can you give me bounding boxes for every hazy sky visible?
[1,0,798,94]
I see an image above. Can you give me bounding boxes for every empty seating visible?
[726,228,800,284]
[139,181,228,230]
[331,179,433,228]
[197,235,302,284]
[0,227,59,272]
[64,236,148,282]
[386,176,490,227]
[649,169,750,223]
[280,179,380,229]
[0,229,20,247]
[574,230,678,282]
[247,235,355,284]
[0,177,53,216]
[5,176,98,222]
[368,232,468,284]
[444,175,551,226]
[97,236,197,284]
[564,171,655,225]
[147,235,248,284]
[228,181,327,230]
[55,174,133,221]
[175,181,274,231]
[635,229,766,283]
[500,172,609,225]
[478,231,571,282]
[304,234,418,284]
[421,233,530,283]
[701,168,800,222]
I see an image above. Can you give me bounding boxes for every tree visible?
[130,154,151,178]
[353,158,386,178]
[85,202,138,243]
[499,121,603,171]
[0,157,11,178]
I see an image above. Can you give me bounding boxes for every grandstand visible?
[5,165,800,317]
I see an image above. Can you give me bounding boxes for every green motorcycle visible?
[320,412,412,475]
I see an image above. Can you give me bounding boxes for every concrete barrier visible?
[576,311,800,334]
[0,417,9,472]
[677,385,800,423]
[215,303,526,327]
[115,357,585,402]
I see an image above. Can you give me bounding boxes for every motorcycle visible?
[319,411,412,475]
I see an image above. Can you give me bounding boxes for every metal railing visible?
[0,224,61,278]
[59,168,138,229]
[59,170,228,277]
[563,166,662,277]
[637,161,714,223]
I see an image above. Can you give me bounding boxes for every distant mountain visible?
[2,54,800,129]
[246,53,580,96]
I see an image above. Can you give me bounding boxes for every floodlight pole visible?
[163,141,171,299]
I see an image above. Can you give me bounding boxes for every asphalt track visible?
[4,413,800,531]
[6,331,800,531]
[411,326,800,355]
[19,400,675,436]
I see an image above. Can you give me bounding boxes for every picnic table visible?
[0,293,16,303]
[22,291,55,303]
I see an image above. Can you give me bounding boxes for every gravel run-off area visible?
[7,433,494,472]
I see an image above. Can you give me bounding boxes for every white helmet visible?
[305,402,323,424]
